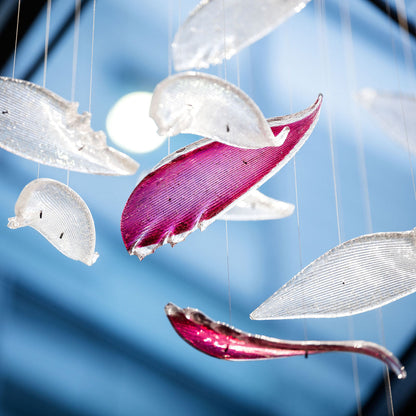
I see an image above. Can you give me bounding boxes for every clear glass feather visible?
[251,228,416,320]
[165,303,406,379]
[149,72,287,149]
[122,95,322,260]
[8,178,99,266]
[357,88,416,154]
[172,0,312,71]
[218,189,294,221]
[0,77,139,175]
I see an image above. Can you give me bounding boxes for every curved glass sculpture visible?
[165,303,406,379]
[218,190,294,221]
[251,228,416,319]
[357,88,416,154]
[149,72,287,149]
[172,0,312,71]
[121,95,322,260]
[0,77,138,175]
[8,178,99,266]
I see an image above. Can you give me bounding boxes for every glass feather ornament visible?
[357,88,416,154]
[251,228,416,320]
[165,303,406,379]
[172,0,312,71]
[121,95,322,260]
[149,72,288,149]
[0,77,138,175]
[8,178,99,266]
[218,189,294,221]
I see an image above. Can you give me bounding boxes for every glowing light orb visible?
[106,92,166,154]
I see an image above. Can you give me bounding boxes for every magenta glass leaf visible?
[165,303,406,379]
[121,95,322,260]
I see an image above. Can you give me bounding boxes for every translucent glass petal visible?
[121,95,322,260]
[0,77,139,175]
[166,303,406,379]
[8,178,99,266]
[218,189,294,221]
[172,0,312,70]
[357,88,416,154]
[149,72,287,149]
[251,228,416,319]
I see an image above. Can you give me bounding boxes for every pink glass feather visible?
[165,303,406,379]
[121,95,322,260]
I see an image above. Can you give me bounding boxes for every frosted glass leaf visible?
[165,303,406,379]
[218,189,294,221]
[8,178,99,266]
[121,95,322,260]
[0,77,139,175]
[149,72,287,149]
[357,88,416,154]
[172,0,312,71]
[251,228,416,320]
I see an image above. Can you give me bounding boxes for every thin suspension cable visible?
[71,0,81,102]
[39,0,52,179]
[378,307,395,415]
[88,0,96,114]
[43,0,52,88]
[293,158,303,270]
[348,318,363,416]
[68,0,81,187]
[340,1,372,234]
[222,0,227,81]
[288,80,307,342]
[293,155,308,344]
[340,1,399,413]
[339,5,372,413]
[225,220,232,324]
[12,0,21,79]
[316,0,363,413]
[316,0,341,245]
[377,1,416,414]
[167,0,174,155]
[221,0,231,323]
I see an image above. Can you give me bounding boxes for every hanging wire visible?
[315,0,363,413]
[225,220,232,324]
[167,0,174,155]
[12,0,21,79]
[222,0,232,324]
[373,0,416,413]
[67,0,81,186]
[293,155,308,344]
[222,0,227,81]
[43,0,52,89]
[88,0,96,114]
[339,2,372,235]
[71,0,81,102]
[38,0,52,179]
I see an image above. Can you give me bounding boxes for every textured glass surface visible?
[251,228,416,319]
[121,95,322,260]
[172,0,312,71]
[0,77,139,175]
[357,88,416,154]
[218,189,294,221]
[8,178,99,266]
[149,72,287,149]
[165,303,406,378]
